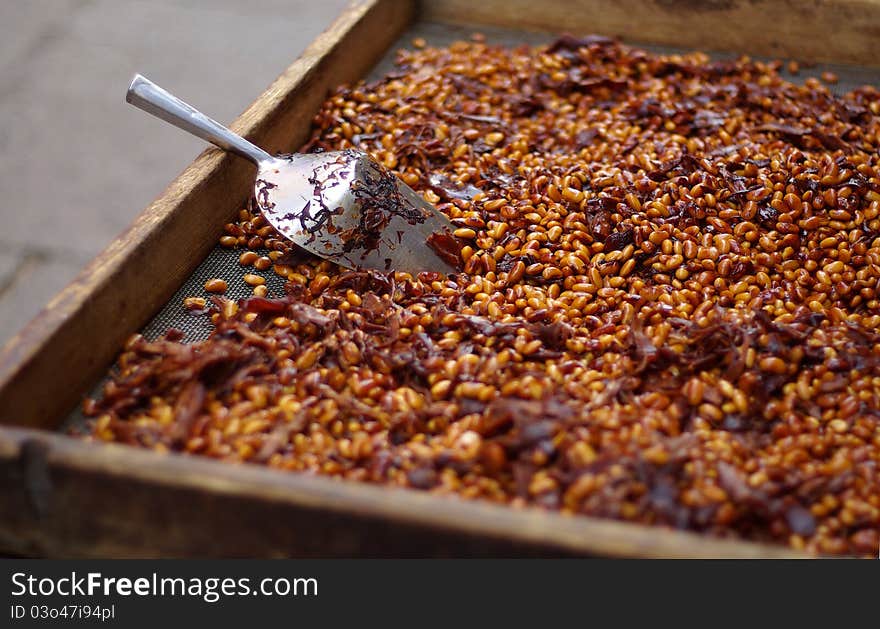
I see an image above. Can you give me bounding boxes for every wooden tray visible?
[1,0,877,558]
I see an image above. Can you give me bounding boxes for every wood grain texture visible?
[422,0,880,66]
[0,0,415,430]
[0,427,804,558]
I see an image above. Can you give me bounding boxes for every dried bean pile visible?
[84,36,880,556]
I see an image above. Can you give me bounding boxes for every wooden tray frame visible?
[2,0,876,557]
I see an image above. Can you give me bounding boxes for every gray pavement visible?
[0,0,349,347]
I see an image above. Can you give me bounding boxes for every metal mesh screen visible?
[140,247,287,343]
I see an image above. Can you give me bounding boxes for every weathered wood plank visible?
[0,427,804,558]
[422,0,880,67]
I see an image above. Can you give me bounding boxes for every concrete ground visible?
[0,0,349,347]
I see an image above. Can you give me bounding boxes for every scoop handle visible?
[126,74,272,166]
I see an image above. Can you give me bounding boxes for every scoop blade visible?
[256,150,459,274]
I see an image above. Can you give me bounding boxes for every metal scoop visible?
[126,74,458,274]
